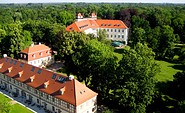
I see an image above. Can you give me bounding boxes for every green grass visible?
[155,60,183,82]
[0,93,33,113]
[10,104,33,113]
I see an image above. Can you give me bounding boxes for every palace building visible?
[66,13,129,45]
[0,57,98,113]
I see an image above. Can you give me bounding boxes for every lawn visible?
[0,93,33,113]
[155,60,184,82]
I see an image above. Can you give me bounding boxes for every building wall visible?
[0,73,74,113]
[28,56,54,67]
[76,96,97,113]
[84,28,128,45]
[103,28,128,44]
[0,73,97,113]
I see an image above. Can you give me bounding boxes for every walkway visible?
[0,89,47,113]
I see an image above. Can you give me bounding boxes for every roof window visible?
[10,59,13,64]
[31,67,35,72]
[37,69,42,74]
[20,63,24,68]
[57,76,66,83]
[5,58,8,62]
[52,74,56,79]
[14,61,17,65]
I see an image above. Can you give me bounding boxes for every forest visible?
[0,3,185,113]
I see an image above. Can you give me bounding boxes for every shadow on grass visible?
[169,64,185,71]
[114,48,125,54]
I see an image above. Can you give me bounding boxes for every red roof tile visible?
[66,19,128,32]
[0,57,97,106]
[20,44,52,61]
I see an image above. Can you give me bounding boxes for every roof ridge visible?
[73,79,77,106]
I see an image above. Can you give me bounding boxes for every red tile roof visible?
[0,57,97,106]
[21,44,50,54]
[66,19,128,32]
[20,44,52,61]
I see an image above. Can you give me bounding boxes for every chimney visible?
[69,75,74,81]
[30,75,35,82]
[8,67,13,73]
[76,13,84,22]
[44,80,49,88]
[31,43,34,47]
[18,71,23,77]
[3,54,7,58]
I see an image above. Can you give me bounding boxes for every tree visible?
[156,25,176,59]
[56,30,90,76]
[130,27,146,47]
[3,24,32,58]
[0,100,11,113]
[72,39,117,85]
[114,43,159,113]
[172,71,185,100]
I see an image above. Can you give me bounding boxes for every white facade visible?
[28,56,54,67]
[84,28,128,45]
[0,73,97,113]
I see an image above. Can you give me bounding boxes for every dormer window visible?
[32,54,35,58]
[8,67,13,73]
[60,87,65,95]
[47,51,50,54]
[39,52,43,56]
[30,75,35,82]
[18,71,23,77]
[24,55,26,59]
[44,80,49,88]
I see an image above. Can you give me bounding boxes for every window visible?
[111,35,112,38]
[41,92,43,97]
[122,29,124,32]
[111,29,113,32]
[52,106,55,111]
[107,29,109,32]
[37,99,39,103]
[115,29,116,32]
[118,29,120,32]
[20,63,24,68]
[39,52,43,56]
[122,35,124,38]
[52,74,56,79]
[5,58,8,62]
[32,54,35,58]
[52,98,55,102]
[35,90,38,94]
[14,61,17,65]
[118,35,120,38]
[10,59,13,64]
[24,55,26,59]
[37,69,42,74]
[27,86,30,90]
[67,103,70,109]
[114,35,116,38]
[31,67,35,72]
